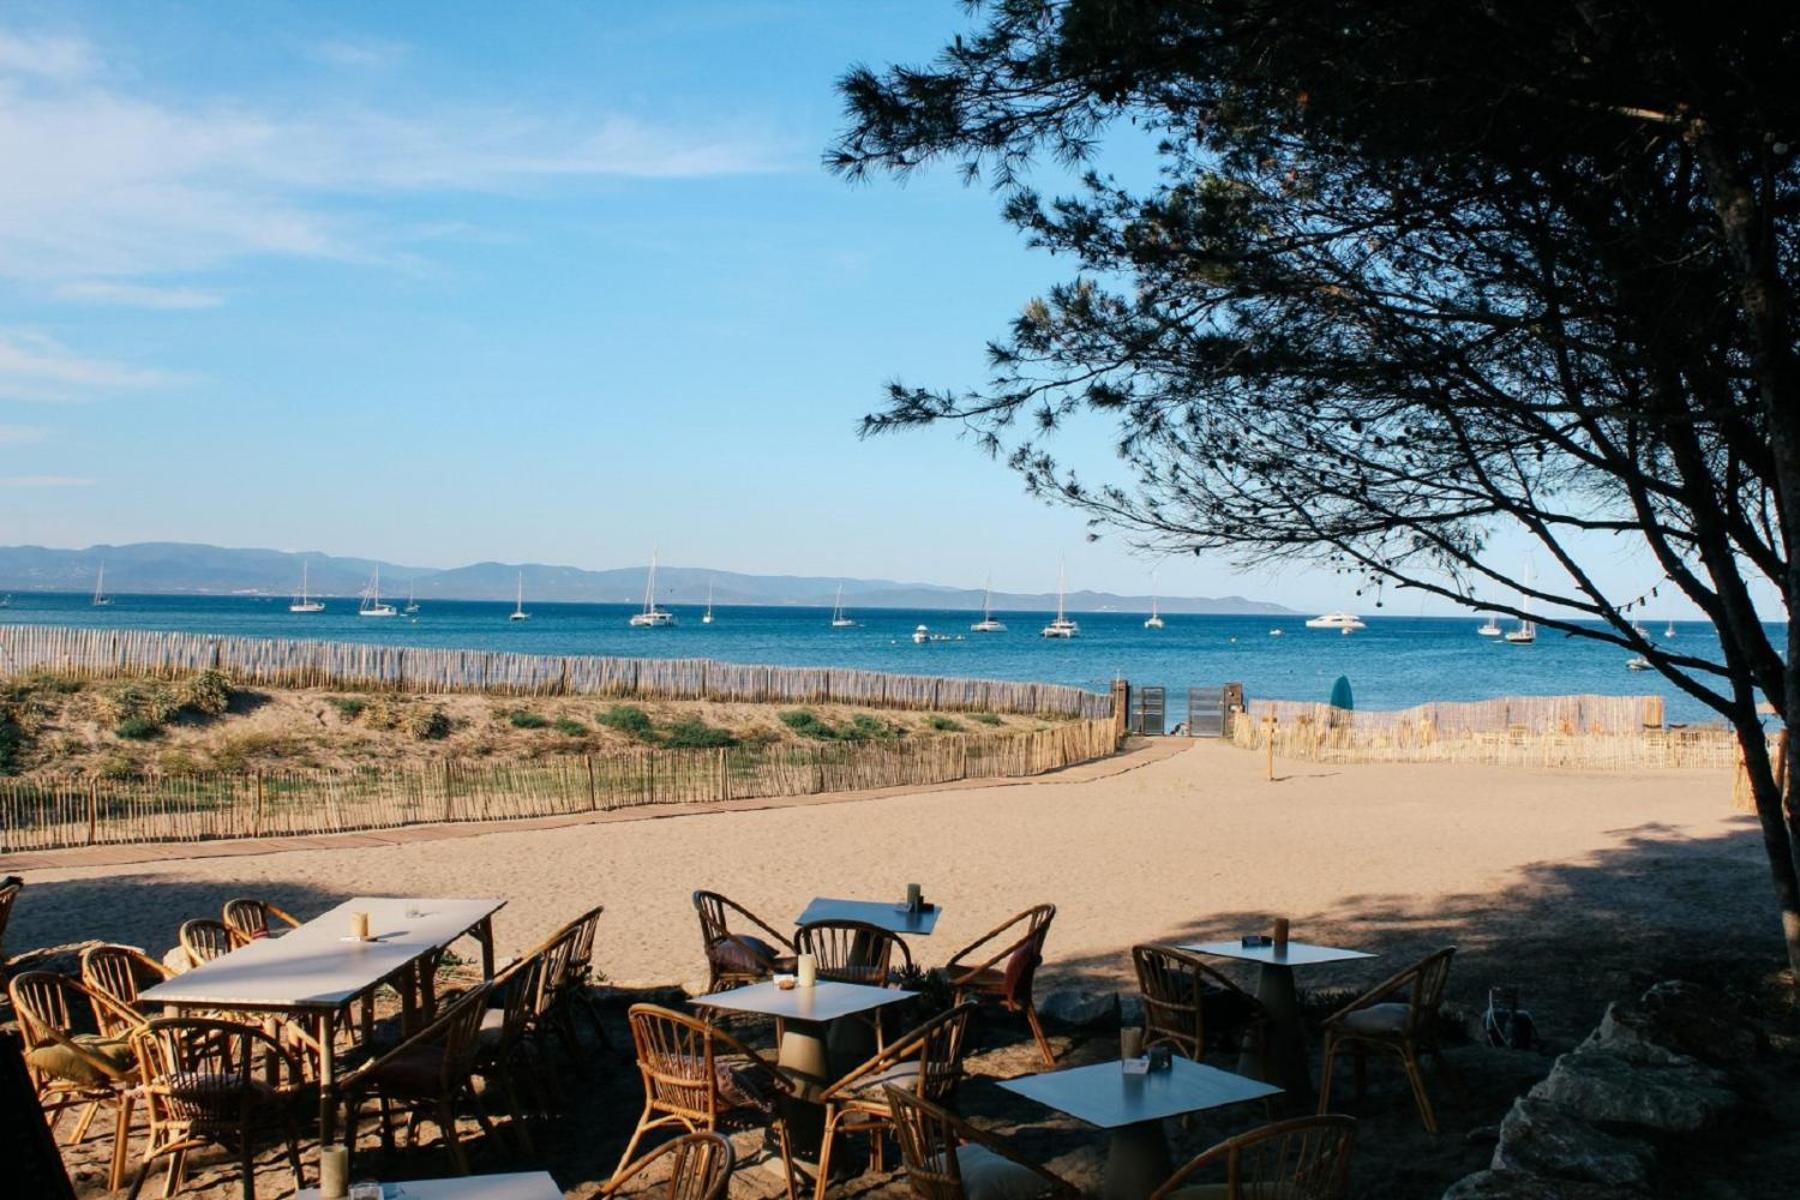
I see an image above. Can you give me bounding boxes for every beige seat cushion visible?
[954,1144,1055,1200]
[845,1059,922,1100]
[1341,1002,1411,1037]
[28,1035,133,1086]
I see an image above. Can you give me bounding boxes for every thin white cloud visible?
[54,281,224,309]
[0,474,93,487]
[306,37,410,70]
[0,30,96,81]
[0,328,183,403]
[0,423,48,444]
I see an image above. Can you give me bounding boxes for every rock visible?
[1527,1048,1735,1133]
[1636,980,1764,1063]
[1491,1098,1655,1188]
[1119,993,1144,1026]
[1443,1170,1648,1200]
[1465,1125,1502,1146]
[1037,988,1119,1028]
[1582,1003,1692,1067]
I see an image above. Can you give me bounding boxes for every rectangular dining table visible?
[141,896,505,1140]
[298,1170,561,1199]
[795,896,942,937]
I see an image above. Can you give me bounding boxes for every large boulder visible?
[1037,988,1119,1028]
[1635,980,1764,1063]
[1527,1047,1735,1134]
[1491,1097,1655,1188]
[1443,1170,1648,1200]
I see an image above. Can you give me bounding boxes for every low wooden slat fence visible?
[0,719,1119,852]
[0,625,1112,718]
[1242,693,1665,736]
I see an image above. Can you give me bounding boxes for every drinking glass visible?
[350,1182,382,1200]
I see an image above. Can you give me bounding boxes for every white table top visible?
[143,897,504,1010]
[1182,939,1375,968]
[298,1170,559,1199]
[796,897,943,936]
[692,979,916,1024]
[999,1057,1282,1128]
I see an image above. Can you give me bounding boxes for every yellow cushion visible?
[1341,1002,1411,1037]
[27,1035,133,1086]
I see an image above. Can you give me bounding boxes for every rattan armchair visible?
[81,943,174,1038]
[603,1129,735,1200]
[9,970,142,1190]
[885,1084,1076,1200]
[339,982,500,1175]
[942,904,1057,1068]
[127,1015,312,1200]
[543,903,607,1051]
[1131,943,1267,1063]
[693,890,797,991]
[221,898,303,941]
[811,1002,976,1200]
[1149,1115,1357,1200]
[615,1003,795,1199]
[1318,948,1457,1133]
[471,952,547,1155]
[178,918,244,968]
[794,919,913,987]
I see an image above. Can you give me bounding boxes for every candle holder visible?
[796,953,818,989]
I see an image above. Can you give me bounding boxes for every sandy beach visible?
[6,740,1772,1041]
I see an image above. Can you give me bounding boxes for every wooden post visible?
[86,780,99,846]
[585,755,598,811]
[443,760,454,823]
[1263,713,1278,782]
[252,771,265,838]
[1111,678,1129,746]
[716,747,729,802]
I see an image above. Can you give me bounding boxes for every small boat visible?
[970,576,1006,633]
[1626,656,1651,671]
[358,567,397,617]
[1504,619,1536,644]
[1041,562,1080,638]
[0,594,10,608]
[1632,620,1647,639]
[1304,611,1365,631]
[912,624,930,644]
[1268,628,1283,637]
[701,581,714,625]
[1144,575,1164,630]
[1477,616,1502,637]
[1663,621,1676,639]
[289,562,325,613]
[509,571,530,622]
[830,584,856,628]
[91,563,112,607]
[404,582,420,615]
[629,549,675,627]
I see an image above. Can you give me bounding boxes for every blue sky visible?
[0,1,1730,618]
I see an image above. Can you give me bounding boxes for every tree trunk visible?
[1736,716,1800,974]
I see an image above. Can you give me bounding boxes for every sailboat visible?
[1041,562,1080,638]
[91,564,112,607]
[628,550,675,626]
[1504,569,1536,643]
[404,582,420,615]
[830,584,856,628]
[1663,620,1677,639]
[289,562,325,613]
[970,576,1006,633]
[358,567,397,617]
[1477,615,1502,637]
[701,581,714,625]
[1143,574,1164,630]
[509,571,530,622]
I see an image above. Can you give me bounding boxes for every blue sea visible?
[0,592,1751,726]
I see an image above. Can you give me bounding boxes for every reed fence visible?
[0,625,1112,718]
[0,719,1119,852]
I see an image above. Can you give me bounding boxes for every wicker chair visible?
[614,1003,794,1199]
[178,918,244,969]
[811,1002,976,1200]
[9,971,142,1190]
[471,952,547,1154]
[885,1084,1075,1200]
[693,891,797,991]
[603,1130,735,1200]
[1149,1115,1357,1200]
[127,1016,312,1200]
[80,944,174,1038]
[794,919,913,987]
[942,904,1057,1068]
[339,982,499,1175]
[544,903,608,1050]
[1132,943,1267,1063]
[221,898,303,941]
[0,875,21,980]
[1318,948,1457,1133]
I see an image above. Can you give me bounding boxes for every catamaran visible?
[1041,562,1080,638]
[1144,575,1164,630]
[629,550,675,627]
[358,567,397,617]
[830,584,856,628]
[970,575,1006,633]
[702,581,714,625]
[509,571,530,622]
[289,562,325,613]
[91,564,111,607]
[1304,611,1365,631]
[1477,615,1502,637]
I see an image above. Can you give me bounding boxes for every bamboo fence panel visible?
[1242,693,1660,737]
[0,719,1118,852]
[0,625,1111,717]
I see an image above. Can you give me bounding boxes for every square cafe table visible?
[795,896,943,937]
[142,896,505,1140]
[299,1170,561,1199]
[1182,939,1375,1108]
[1000,1058,1281,1200]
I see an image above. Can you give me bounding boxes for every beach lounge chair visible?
[885,1084,1075,1200]
[1149,1114,1357,1199]
[8,971,142,1191]
[603,1130,735,1200]
[693,890,797,991]
[221,898,303,941]
[942,904,1057,1068]
[127,1015,312,1200]
[1317,947,1457,1133]
[80,944,173,1037]
[810,1002,976,1200]
[1131,943,1267,1062]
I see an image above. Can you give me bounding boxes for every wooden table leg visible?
[317,1009,337,1144]
[477,917,496,979]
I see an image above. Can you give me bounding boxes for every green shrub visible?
[115,715,162,740]
[409,707,453,740]
[779,709,837,739]
[552,716,588,737]
[598,704,655,739]
[178,669,234,717]
[0,711,23,774]
[663,716,736,749]
[361,698,404,731]
[840,714,901,742]
[970,712,1004,726]
[326,696,367,720]
[99,680,180,726]
[926,715,965,732]
[508,710,549,730]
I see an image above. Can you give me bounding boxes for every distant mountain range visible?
[0,542,1293,615]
